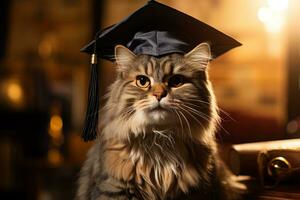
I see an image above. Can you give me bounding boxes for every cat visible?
[75,43,245,200]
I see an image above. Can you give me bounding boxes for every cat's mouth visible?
[149,103,169,112]
[151,105,164,111]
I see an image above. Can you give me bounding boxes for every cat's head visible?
[102,43,218,140]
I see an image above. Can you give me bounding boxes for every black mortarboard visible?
[81,0,241,141]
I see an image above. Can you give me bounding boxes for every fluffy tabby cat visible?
[76,43,244,200]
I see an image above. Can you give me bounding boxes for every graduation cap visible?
[81,0,241,141]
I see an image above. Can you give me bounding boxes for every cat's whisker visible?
[181,103,231,136]
[183,98,235,122]
[182,101,207,109]
[178,110,192,138]
[174,99,210,111]
[182,104,221,128]
[175,110,184,139]
[181,99,211,107]
[177,97,235,129]
[177,104,230,139]
[179,103,226,133]
[171,108,184,139]
[180,104,212,123]
[171,103,202,130]
[177,105,206,131]
[171,99,230,137]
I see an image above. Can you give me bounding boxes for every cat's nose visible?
[153,92,167,101]
[152,84,167,101]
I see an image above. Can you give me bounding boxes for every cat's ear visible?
[185,42,211,69]
[115,45,136,72]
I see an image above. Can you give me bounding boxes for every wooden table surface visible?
[242,178,300,200]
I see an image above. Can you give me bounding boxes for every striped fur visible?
[76,43,245,200]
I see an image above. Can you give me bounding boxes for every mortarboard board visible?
[82,0,241,141]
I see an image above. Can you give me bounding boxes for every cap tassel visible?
[82,33,100,141]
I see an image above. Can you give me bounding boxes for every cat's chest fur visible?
[101,137,213,200]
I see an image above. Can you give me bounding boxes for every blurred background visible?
[0,0,299,199]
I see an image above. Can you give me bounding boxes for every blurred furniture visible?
[243,179,300,200]
[219,139,300,200]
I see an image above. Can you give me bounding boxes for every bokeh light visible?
[50,115,63,134]
[257,0,289,33]
[268,0,289,11]
[6,82,23,103]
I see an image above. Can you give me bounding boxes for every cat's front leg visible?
[92,189,138,200]
[91,176,138,200]
[93,194,129,200]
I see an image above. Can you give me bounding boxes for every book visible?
[219,139,300,177]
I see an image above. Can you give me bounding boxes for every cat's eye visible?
[168,75,185,88]
[136,75,151,88]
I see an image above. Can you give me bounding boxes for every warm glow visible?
[50,115,63,134]
[49,114,64,146]
[48,149,63,166]
[257,0,289,33]
[265,18,284,33]
[268,0,289,11]
[38,34,57,59]
[7,83,23,103]
[258,7,272,23]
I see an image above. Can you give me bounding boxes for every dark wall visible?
[287,0,300,136]
[0,0,10,58]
